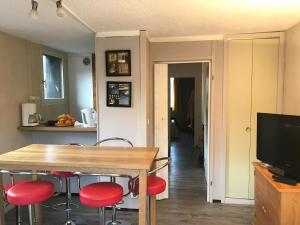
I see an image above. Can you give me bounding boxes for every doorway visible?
[169,77,195,144]
[154,61,211,202]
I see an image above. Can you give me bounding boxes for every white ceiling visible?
[64,0,300,38]
[1,0,300,53]
[0,0,94,53]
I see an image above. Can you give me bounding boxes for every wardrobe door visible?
[248,38,279,199]
[226,40,253,198]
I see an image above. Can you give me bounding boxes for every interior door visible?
[226,39,253,199]
[202,63,209,186]
[154,63,169,200]
[248,38,279,199]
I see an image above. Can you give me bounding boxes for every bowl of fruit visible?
[55,114,76,127]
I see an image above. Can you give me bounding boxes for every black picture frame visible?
[106,81,132,107]
[105,50,131,76]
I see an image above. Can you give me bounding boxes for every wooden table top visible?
[0,144,159,174]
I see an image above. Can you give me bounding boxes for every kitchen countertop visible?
[18,124,97,132]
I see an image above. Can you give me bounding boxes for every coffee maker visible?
[22,103,39,126]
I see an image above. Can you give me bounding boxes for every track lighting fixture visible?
[28,0,65,19]
[29,0,38,20]
[56,0,65,18]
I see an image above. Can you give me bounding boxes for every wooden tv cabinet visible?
[253,163,300,225]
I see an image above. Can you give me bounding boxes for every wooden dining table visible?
[0,144,159,225]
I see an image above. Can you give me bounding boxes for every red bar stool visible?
[93,137,133,225]
[130,176,166,197]
[51,143,83,225]
[3,180,30,225]
[1,170,54,225]
[79,181,123,225]
[129,157,170,225]
[7,180,54,225]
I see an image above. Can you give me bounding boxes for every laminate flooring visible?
[5,134,254,225]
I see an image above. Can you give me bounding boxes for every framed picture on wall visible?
[107,81,132,107]
[105,50,131,76]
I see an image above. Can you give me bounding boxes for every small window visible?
[42,54,64,100]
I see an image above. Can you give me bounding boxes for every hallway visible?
[156,133,254,225]
[169,133,207,202]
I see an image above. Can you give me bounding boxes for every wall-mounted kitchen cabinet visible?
[225,34,284,200]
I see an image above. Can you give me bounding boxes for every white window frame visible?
[41,48,66,105]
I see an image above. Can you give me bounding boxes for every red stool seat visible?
[131,176,166,196]
[4,180,30,193]
[80,182,123,208]
[7,181,54,206]
[51,171,75,178]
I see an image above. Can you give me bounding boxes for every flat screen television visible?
[257,113,300,181]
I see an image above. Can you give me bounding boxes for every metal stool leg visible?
[16,205,37,225]
[112,206,118,225]
[28,205,34,225]
[106,205,119,225]
[106,205,131,225]
[147,196,150,225]
[64,177,75,225]
[106,177,131,225]
[16,206,21,225]
[103,208,106,225]
[98,208,106,225]
[52,177,79,223]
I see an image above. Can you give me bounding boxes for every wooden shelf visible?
[253,162,300,193]
[18,124,97,133]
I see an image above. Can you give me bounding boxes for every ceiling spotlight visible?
[29,0,38,20]
[56,0,65,18]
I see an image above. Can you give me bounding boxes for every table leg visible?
[150,195,156,225]
[138,170,147,225]
[0,173,5,225]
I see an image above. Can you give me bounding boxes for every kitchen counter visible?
[18,124,97,132]
[18,124,97,147]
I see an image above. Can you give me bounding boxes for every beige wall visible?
[0,31,32,153]
[0,31,69,153]
[150,41,213,62]
[149,40,225,201]
[211,40,225,201]
[27,42,69,121]
[95,32,149,147]
[95,32,150,209]
[140,32,151,147]
[283,22,300,115]
[68,54,93,121]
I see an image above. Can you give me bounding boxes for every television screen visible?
[257,113,300,180]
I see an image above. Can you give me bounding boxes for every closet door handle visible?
[245,127,251,132]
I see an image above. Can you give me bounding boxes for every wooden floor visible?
[5,134,254,225]
[157,134,254,225]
